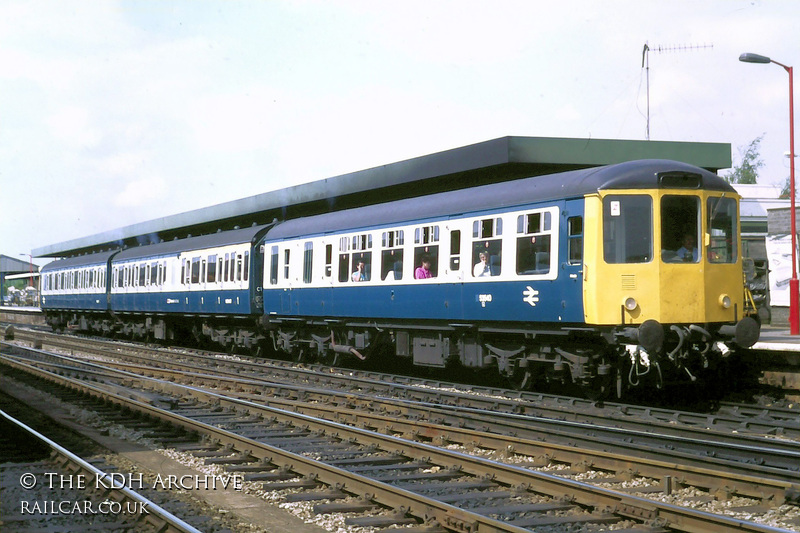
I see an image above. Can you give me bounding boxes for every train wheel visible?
[578,362,617,401]
[507,369,532,391]
[505,360,533,391]
[318,350,340,367]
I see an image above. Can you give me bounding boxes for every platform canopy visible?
[33,135,731,258]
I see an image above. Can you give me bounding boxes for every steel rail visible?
[0,408,203,533]
[4,343,798,496]
[9,342,798,482]
[14,329,799,440]
[0,353,792,533]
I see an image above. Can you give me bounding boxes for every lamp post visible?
[739,52,797,334]
[19,253,34,288]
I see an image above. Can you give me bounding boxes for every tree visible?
[725,135,765,184]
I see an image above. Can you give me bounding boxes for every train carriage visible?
[40,250,115,331]
[261,159,759,396]
[108,224,272,345]
[40,158,759,398]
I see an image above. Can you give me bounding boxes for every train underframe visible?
[261,315,759,398]
[43,309,758,399]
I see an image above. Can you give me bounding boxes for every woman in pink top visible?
[414,256,433,279]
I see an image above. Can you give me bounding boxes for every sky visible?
[2,0,798,267]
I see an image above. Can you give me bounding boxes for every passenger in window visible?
[351,260,368,282]
[414,256,433,279]
[473,252,491,277]
[676,235,699,262]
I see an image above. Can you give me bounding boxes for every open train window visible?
[415,225,439,244]
[381,249,403,280]
[660,195,700,263]
[413,246,438,278]
[603,195,652,264]
[351,251,371,282]
[474,218,502,238]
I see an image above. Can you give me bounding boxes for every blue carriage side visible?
[109,226,267,315]
[41,250,116,314]
[260,167,590,371]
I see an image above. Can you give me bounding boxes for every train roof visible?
[32,136,731,259]
[112,224,272,262]
[40,250,118,273]
[266,159,735,239]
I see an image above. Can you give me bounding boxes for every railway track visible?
[9,329,800,439]
[0,405,203,532]
[6,338,800,487]
[1,336,799,532]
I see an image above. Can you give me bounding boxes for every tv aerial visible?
[641,42,713,140]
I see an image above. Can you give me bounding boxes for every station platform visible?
[752,326,800,353]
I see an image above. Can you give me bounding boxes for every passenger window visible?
[412,226,439,278]
[351,252,371,282]
[382,249,403,281]
[244,251,250,281]
[191,258,201,284]
[661,195,700,263]
[603,195,653,264]
[381,230,404,281]
[413,246,438,278]
[337,234,373,282]
[473,217,503,277]
[415,225,439,245]
[207,255,217,283]
[282,250,289,280]
[516,211,553,275]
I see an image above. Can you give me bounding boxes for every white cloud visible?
[1,0,799,258]
[46,106,101,149]
[114,176,169,208]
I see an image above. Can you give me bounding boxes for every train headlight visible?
[719,294,732,309]
[624,297,638,311]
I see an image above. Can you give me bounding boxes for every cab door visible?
[561,199,585,322]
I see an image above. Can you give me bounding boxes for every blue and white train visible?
[41,160,759,396]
